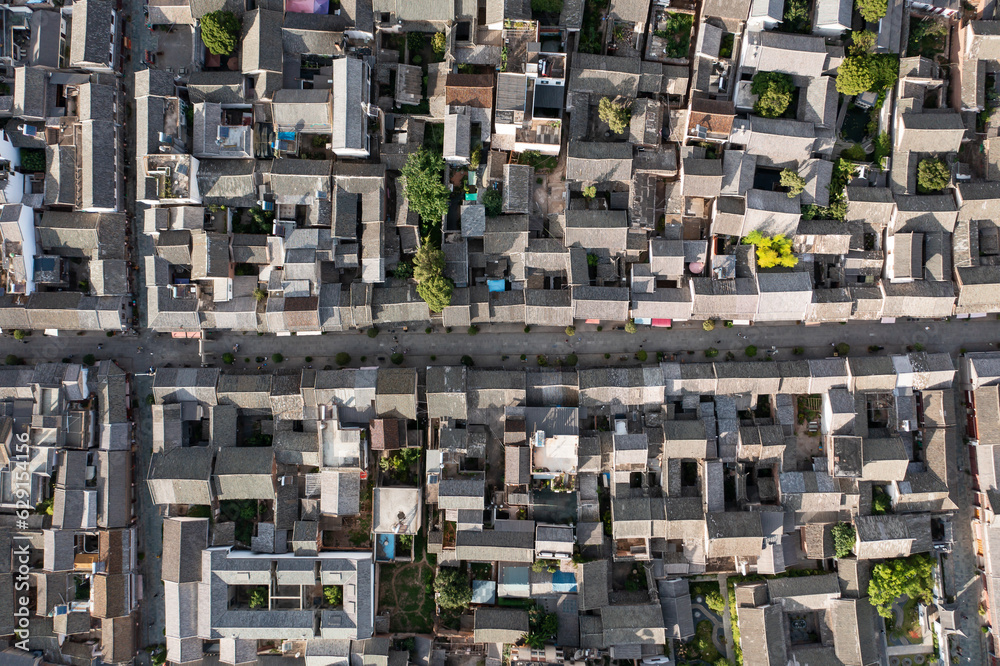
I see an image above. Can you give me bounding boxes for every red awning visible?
[585,319,601,324]
[651,319,672,328]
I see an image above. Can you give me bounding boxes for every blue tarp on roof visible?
[487,279,506,292]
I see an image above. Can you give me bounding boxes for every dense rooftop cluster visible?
[0,0,999,662]
[9,350,984,666]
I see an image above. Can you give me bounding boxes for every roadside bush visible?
[335,352,351,366]
[272,353,283,363]
[460,355,474,367]
[835,342,851,356]
[793,346,805,355]
[565,326,576,336]
[390,353,404,365]
[703,319,716,331]
[705,348,719,358]
[467,325,479,335]
[564,353,578,366]
[624,319,637,334]
[636,350,648,362]
[222,353,235,365]
[367,327,379,338]
[745,345,758,357]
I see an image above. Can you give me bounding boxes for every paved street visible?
[941,389,987,665]
[4,317,999,374]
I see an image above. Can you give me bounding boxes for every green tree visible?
[200,10,240,55]
[272,353,283,363]
[522,632,546,649]
[470,146,482,170]
[745,345,758,357]
[18,149,45,173]
[841,143,868,161]
[528,604,559,636]
[780,169,806,197]
[416,274,454,312]
[253,288,267,302]
[482,188,502,217]
[598,96,633,134]
[565,326,576,336]
[836,55,876,95]
[531,0,563,11]
[83,354,96,367]
[324,585,343,606]
[249,587,268,609]
[832,522,856,558]
[413,242,446,283]
[741,231,798,268]
[222,353,235,365]
[393,260,413,279]
[705,348,719,358]
[850,29,877,55]
[856,0,887,22]
[704,590,726,615]
[431,32,446,56]
[917,158,950,192]
[401,148,450,223]
[145,394,155,406]
[586,252,599,267]
[12,330,24,341]
[390,352,404,365]
[624,319,637,334]
[868,555,935,618]
[335,352,351,366]
[703,319,716,331]
[782,0,810,32]
[248,206,274,233]
[582,185,596,198]
[434,567,472,610]
[751,71,795,118]
[872,487,892,514]
[460,355,474,367]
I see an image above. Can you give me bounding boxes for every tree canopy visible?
[412,241,453,311]
[401,148,450,223]
[598,96,634,134]
[836,55,875,95]
[741,230,798,268]
[413,242,446,283]
[856,0,887,23]
[434,567,472,610]
[837,48,899,96]
[779,169,805,198]
[482,188,502,217]
[200,11,240,56]
[416,274,454,313]
[750,71,795,118]
[868,554,935,618]
[917,158,950,193]
[832,522,855,558]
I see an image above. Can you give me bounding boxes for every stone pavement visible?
[3,316,1000,376]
